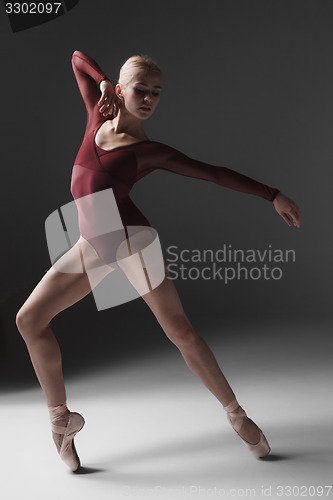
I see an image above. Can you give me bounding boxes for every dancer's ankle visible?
[48,403,70,426]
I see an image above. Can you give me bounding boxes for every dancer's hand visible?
[98,80,120,117]
[273,192,301,228]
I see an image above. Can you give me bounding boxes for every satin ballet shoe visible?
[223,399,271,458]
[49,404,85,472]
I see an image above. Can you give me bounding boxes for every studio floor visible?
[1,313,332,500]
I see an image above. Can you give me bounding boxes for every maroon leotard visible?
[70,51,280,266]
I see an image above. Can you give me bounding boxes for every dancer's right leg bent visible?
[16,237,115,407]
[16,265,93,406]
[15,238,115,461]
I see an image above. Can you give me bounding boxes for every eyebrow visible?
[136,81,162,89]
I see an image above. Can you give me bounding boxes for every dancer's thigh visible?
[18,237,115,326]
[116,228,162,296]
[140,263,193,337]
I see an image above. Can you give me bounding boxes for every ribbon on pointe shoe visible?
[48,403,70,434]
[223,399,247,432]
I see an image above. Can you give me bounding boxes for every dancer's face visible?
[117,70,162,120]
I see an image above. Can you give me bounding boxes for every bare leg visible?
[140,264,261,444]
[16,267,91,399]
[16,238,115,451]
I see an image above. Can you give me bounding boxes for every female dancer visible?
[16,50,300,472]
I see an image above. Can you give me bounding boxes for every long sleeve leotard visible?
[70,51,280,266]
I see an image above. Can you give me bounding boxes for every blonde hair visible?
[117,54,162,87]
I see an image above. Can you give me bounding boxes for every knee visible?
[16,306,45,339]
[16,307,31,337]
[166,316,199,349]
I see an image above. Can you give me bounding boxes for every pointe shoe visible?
[223,399,271,458]
[49,404,85,472]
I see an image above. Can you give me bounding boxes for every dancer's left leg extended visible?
[136,263,262,446]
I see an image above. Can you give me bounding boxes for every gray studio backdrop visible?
[0,0,331,387]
